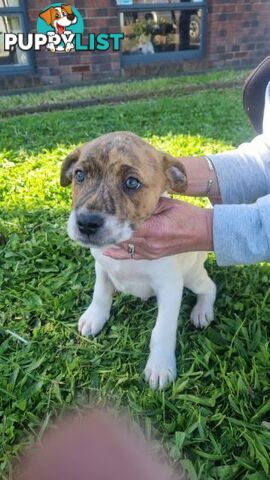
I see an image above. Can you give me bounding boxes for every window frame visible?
[117,1,208,66]
[0,0,34,75]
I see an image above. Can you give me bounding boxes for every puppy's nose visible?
[77,213,104,235]
[67,13,75,21]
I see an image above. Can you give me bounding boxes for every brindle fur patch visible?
[61,132,187,227]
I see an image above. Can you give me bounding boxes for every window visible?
[0,0,33,74]
[118,1,207,65]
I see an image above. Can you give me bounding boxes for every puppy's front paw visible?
[78,304,109,337]
[190,304,214,329]
[47,43,55,52]
[65,43,74,52]
[144,351,176,390]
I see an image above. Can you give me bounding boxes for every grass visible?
[1,84,270,480]
[0,68,249,113]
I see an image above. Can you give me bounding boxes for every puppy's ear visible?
[39,7,53,25]
[163,154,187,193]
[60,147,81,187]
[62,4,73,15]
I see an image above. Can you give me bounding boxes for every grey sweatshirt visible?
[208,82,270,266]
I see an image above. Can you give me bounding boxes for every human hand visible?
[104,197,213,261]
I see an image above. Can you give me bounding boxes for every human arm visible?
[104,197,213,260]
[105,83,270,265]
[166,133,270,205]
[105,144,270,264]
[213,194,270,265]
[104,146,270,264]
[104,195,270,265]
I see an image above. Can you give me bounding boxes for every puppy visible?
[61,132,216,389]
[39,4,77,52]
[123,34,155,55]
[137,35,155,55]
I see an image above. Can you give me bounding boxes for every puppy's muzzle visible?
[77,212,104,236]
[68,208,133,248]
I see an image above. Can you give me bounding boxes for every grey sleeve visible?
[208,81,270,204]
[209,82,270,265]
[213,195,270,266]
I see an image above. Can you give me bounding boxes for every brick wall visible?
[124,0,270,77]
[208,0,270,67]
[26,0,121,86]
[1,0,270,90]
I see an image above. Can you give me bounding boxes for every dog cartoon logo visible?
[37,3,84,52]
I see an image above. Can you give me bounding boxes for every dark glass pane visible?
[0,15,29,66]
[121,8,202,55]
[0,1,20,7]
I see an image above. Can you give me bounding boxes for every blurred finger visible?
[103,242,150,260]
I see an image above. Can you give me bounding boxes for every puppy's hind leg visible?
[186,267,216,329]
[79,262,114,337]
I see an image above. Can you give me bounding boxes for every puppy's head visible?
[39,4,77,32]
[61,132,187,248]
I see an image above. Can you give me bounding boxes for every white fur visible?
[67,209,133,247]
[75,236,216,389]
[139,40,155,55]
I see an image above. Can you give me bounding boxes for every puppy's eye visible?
[75,170,85,184]
[124,177,142,191]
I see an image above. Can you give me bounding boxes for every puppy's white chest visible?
[91,249,155,300]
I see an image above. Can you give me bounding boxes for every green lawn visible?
[0,68,249,113]
[1,85,270,480]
